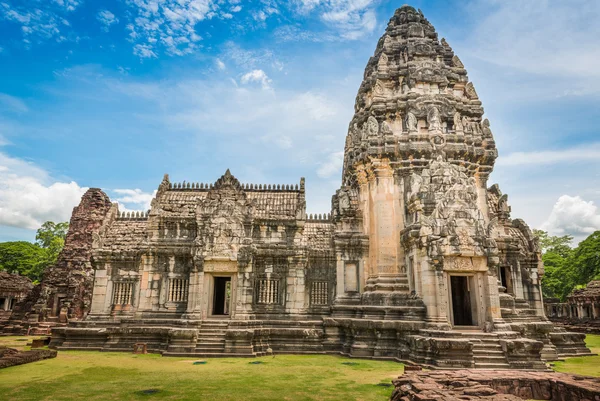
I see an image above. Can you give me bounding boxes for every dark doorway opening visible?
[213,277,231,316]
[451,276,473,326]
[500,266,512,294]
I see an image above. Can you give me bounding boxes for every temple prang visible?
[3,5,590,368]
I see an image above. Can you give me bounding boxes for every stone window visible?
[168,278,189,302]
[310,281,329,306]
[256,279,280,305]
[112,282,134,305]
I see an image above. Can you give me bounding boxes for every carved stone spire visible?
[342,4,497,186]
[212,169,243,192]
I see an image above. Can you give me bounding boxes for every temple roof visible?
[0,271,33,293]
[342,5,497,185]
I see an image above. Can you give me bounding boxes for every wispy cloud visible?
[125,0,223,57]
[463,0,600,95]
[112,188,156,211]
[316,151,343,178]
[0,93,28,113]
[294,0,378,40]
[97,10,119,32]
[497,144,600,167]
[0,1,80,45]
[240,69,272,89]
[221,41,282,71]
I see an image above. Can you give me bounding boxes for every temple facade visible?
[7,5,590,369]
[545,281,600,334]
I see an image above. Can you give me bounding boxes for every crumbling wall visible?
[4,189,112,332]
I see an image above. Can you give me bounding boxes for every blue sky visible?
[1,0,599,244]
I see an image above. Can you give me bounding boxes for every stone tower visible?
[325,5,589,367]
[333,3,500,327]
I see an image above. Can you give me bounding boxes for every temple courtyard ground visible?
[0,335,599,401]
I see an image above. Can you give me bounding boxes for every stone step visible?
[162,351,257,358]
[473,349,504,358]
[474,362,511,369]
[473,355,508,363]
[198,334,226,340]
[196,341,225,346]
[195,348,225,353]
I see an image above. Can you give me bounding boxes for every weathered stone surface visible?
[3,188,112,333]
[390,370,600,401]
[0,272,33,322]
[11,4,591,368]
[0,347,57,369]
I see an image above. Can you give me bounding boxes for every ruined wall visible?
[5,189,112,331]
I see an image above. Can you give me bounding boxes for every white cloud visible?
[0,152,86,230]
[541,195,600,240]
[125,0,222,57]
[112,188,156,210]
[497,144,600,167]
[293,0,377,40]
[53,0,81,12]
[221,41,281,71]
[231,5,242,12]
[0,1,78,44]
[97,10,119,32]
[240,69,272,89]
[133,43,158,59]
[0,93,28,113]
[316,151,343,178]
[215,58,226,70]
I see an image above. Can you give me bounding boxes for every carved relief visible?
[366,116,379,136]
[406,112,418,133]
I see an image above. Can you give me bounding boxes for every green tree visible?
[36,221,69,255]
[570,231,600,286]
[0,221,68,283]
[533,229,573,257]
[534,229,575,300]
[0,241,47,281]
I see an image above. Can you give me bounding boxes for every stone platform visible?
[391,370,600,401]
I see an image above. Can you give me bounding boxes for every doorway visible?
[450,276,474,326]
[212,277,231,316]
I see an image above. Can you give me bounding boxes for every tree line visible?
[0,221,68,283]
[534,229,600,301]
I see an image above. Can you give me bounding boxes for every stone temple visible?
[4,5,590,369]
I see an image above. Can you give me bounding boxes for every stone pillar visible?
[185,268,203,317]
[368,159,400,276]
[90,267,110,315]
[486,272,504,325]
[335,252,345,297]
[418,257,447,327]
[513,261,525,300]
[285,256,306,314]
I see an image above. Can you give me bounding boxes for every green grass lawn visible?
[551,334,600,377]
[0,336,403,401]
[2,335,600,401]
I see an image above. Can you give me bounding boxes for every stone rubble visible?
[390,370,600,401]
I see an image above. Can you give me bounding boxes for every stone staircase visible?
[194,320,229,356]
[471,335,510,369]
